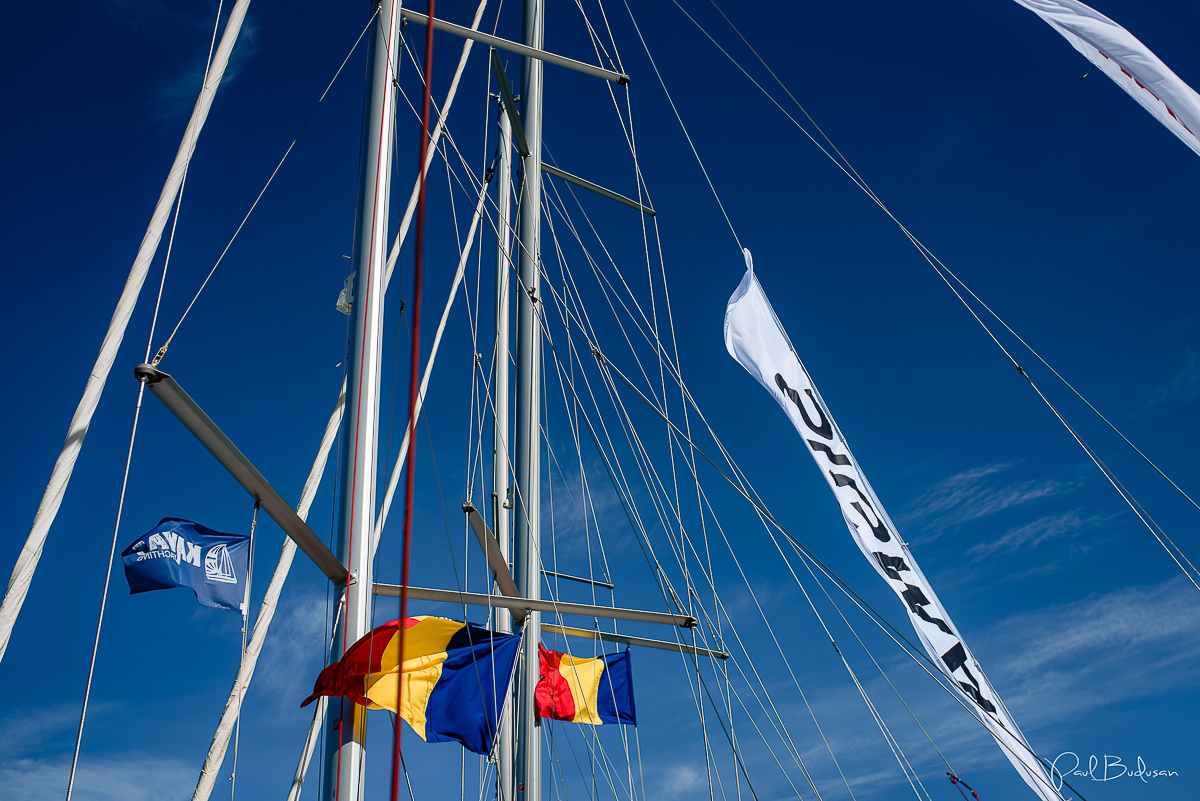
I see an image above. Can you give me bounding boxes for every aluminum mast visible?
[512,2,545,801]
[493,87,516,801]
[322,2,401,800]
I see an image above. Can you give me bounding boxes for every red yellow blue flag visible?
[535,645,636,726]
[302,616,520,755]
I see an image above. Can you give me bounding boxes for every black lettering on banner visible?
[873,552,911,580]
[941,642,998,714]
[806,439,851,466]
[901,583,954,635]
[774,374,833,440]
[829,472,891,542]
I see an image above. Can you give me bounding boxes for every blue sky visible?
[3,1,1200,800]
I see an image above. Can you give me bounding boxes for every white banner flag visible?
[1014,0,1200,157]
[724,252,1062,801]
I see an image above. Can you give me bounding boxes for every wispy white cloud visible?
[718,575,799,622]
[1141,348,1200,413]
[725,670,969,801]
[711,577,1200,799]
[713,589,1191,801]
[542,452,628,570]
[966,510,1111,562]
[110,0,261,122]
[0,754,194,801]
[0,702,90,759]
[984,576,1200,726]
[257,591,330,705]
[648,761,707,799]
[900,462,1074,541]
[149,20,261,123]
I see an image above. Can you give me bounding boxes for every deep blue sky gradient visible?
[3,1,1200,800]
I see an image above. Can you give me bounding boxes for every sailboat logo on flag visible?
[122,518,250,612]
[204,544,238,584]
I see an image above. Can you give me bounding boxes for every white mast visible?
[322,1,401,800]
[512,2,545,801]
[0,0,254,667]
[493,87,516,801]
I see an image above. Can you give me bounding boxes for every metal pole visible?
[372,585,697,628]
[133,365,347,584]
[513,2,544,801]
[400,9,629,85]
[493,88,515,801]
[322,2,400,800]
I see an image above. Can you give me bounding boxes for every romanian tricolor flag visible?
[302,616,520,755]
[535,645,636,726]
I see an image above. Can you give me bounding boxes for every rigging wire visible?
[599,341,1074,798]
[152,9,379,365]
[797,544,961,782]
[619,0,742,253]
[64,384,148,801]
[542,296,641,801]
[229,501,260,801]
[533,206,1065,795]
[395,21,578,792]
[318,347,352,801]
[383,0,495,291]
[525,320,646,801]
[396,290,473,622]
[535,261,824,798]
[671,0,1199,584]
[697,0,1193,519]
[535,148,955,796]
[332,5,409,797]
[392,33,494,511]
[145,3,1137,796]
[659,393,950,797]
[1018,374,1200,592]
[536,154,952,798]
[595,53,745,795]
[379,66,414,548]
[373,7,499,555]
[540,282,751,801]
[587,345,840,799]
[460,38,494,514]
[0,0,253,673]
[427,84,902,801]
[185,7,491,794]
[392,2,437,799]
[466,246,683,801]
[382,19,966,798]
[143,117,196,362]
[513,92,1076,792]
[61,3,232,790]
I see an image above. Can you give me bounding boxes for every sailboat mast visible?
[323,2,401,800]
[512,1,545,800]
[493,90,515,801]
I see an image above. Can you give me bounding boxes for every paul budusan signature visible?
[1050,752,1178,786]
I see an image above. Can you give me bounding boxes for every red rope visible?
[391,1,435,800]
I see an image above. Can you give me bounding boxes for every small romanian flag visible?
[302,616,520,755]
[535,645,636,726]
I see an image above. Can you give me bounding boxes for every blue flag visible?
[122,518,250,612]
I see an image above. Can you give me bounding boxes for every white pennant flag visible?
[1014,0,1200,157]
[724,251,1062,801]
